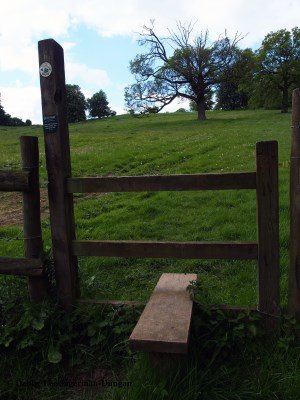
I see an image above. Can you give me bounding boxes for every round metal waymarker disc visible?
[39,62,52,77]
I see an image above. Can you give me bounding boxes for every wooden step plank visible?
[0,257,43,276]
[129,273,197,354]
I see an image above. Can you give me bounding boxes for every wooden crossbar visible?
[72,240,258,260]
[0,257,43,276]
[66,172,256,193]
[0,170,30,192]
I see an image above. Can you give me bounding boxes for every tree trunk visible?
[281,85,289,113]
[197,100,206,121]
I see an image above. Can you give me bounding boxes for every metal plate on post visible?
[43,115,58,134]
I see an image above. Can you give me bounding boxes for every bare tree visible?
[125,22,243,120]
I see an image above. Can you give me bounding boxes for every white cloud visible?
[1,0,300,123]
[65,62,110,87]
[1,0,300,59]
[61,42,77,52]
[81,88,94,100]
[110,103,126,115]
[1,0,299,76]
[164,98,190,113]
[0,86,42,123]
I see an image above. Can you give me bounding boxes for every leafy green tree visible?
[66,84,87,123]
[215,49,256,110]
[9,117,25,126]
[125,22,243,120]
[87,90,115,119]
[257,27,300,113]
[190,93,214,111]
[0,104,8,125]
[215,82,248,110]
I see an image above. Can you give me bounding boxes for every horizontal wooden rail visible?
[67,172,257,193]
[0,257,43,276]
[0,170,30,192]
[72,240,258,260]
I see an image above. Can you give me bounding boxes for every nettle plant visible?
[0,256,299,369]
[0,298,141,366]
[188,279,300,356]
[0,251,141,367]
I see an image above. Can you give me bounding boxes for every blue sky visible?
[0,0,299,123]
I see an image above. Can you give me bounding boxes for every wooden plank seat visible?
[129,273,197,354]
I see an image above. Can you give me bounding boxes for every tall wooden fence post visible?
[256,141,280,332]
[289,88,300,319]
[38,39,79,308]
[20,136,47,301]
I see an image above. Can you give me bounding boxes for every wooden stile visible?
[256,141,280,331]
[35,35,281,332]
[21,136,47,301]
[67,172,257,193]
[72,240,258,260]
[289,88,300,319]
[38,39,79,308]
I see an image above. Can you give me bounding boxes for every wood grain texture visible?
[256,141,280,331]
[129,273,197,353]
[289,88,300,319]
[72,240,258,260]
[67,172,257,193]
[0,170,30,192]
[0,257,43,276]
[38,39,79,308]
[21,136,47,301]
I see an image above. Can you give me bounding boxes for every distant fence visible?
[38,39,280,332]
[0,136,46,301]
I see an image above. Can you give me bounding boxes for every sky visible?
[0,0,299,124]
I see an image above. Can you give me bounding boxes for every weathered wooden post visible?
[38,39,79,308]
[289,88,300,319]
[256,141,280,331]
[20,135,47,301]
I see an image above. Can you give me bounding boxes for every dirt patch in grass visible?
[0,190,105,227]
[0,189,50,226]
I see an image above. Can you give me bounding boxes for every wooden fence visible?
[0,136,46,301]
[289,88,300,320]
[38,39,280,331]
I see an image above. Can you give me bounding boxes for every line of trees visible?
[0,87,115,126]
[66,86,116,123]
[125,23,300,120]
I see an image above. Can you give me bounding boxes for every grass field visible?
[0,109,291,305]
[0,109,299,400]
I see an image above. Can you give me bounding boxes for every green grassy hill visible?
[1,109,299,400]
[0,109,291,305]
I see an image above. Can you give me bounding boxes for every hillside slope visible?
[0,110,291,305]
